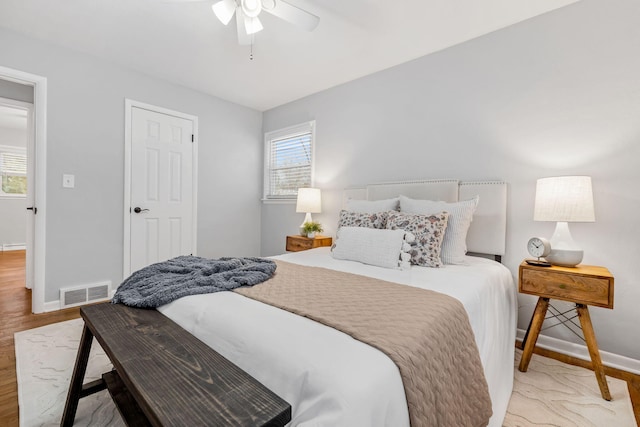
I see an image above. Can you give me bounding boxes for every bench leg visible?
[103,370,153,427]
[61,324,94,427]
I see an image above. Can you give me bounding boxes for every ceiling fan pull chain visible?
[250,37,254,60]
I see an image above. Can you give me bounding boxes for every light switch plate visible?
[62,174,75,188]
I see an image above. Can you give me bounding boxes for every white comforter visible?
[158,248,516,427]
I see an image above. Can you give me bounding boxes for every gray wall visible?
[0,126,28,246]
[0,27,263,302]
[262,0,640,361]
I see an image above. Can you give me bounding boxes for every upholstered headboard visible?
[343,179,507,259]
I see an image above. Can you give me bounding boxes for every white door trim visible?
[0,66,48,313]
[123,99,198,279]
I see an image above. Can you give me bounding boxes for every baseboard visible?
[517,328,640,375]
[1,243,26,251]
[43,299,61,312]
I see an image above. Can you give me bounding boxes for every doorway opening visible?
[0,66,47,313]
[0,94,32,311]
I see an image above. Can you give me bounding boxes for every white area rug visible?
[15,319,124,427]
[504,350,635,427]
[15,319,637,427]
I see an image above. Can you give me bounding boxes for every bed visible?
[158,179,517,427]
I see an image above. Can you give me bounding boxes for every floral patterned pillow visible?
[386,211,449,267]
[337,210,389,229]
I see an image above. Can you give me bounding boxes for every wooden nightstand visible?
[285,235,332,252]
[518,261,614,400]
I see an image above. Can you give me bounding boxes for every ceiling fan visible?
[210,0,319,45]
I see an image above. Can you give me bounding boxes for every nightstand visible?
[518,261,614,400]
[285,235,332,252]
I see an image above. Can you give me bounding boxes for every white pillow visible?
[399,195,479,265]
[331,227,411,269]
[345,197,399,213]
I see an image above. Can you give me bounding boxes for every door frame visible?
[0,66,48,313]
[123,99,198,279]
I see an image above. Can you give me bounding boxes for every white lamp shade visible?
[534,176,595,222]
[212,0,237,25]
[296,188,321,214]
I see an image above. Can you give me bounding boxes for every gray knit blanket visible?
[112,256,277,308]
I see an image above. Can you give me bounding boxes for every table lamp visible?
[534,176,595,267]
[296,187,321,232]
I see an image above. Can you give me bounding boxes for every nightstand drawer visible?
[285,235,332,252]
[520,267,613,308]
[286,237,314,252]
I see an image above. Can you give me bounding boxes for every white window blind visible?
[0,145,27,196]
[0,151,26,176]
[264,121,315,200]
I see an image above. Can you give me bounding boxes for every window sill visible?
[261,198,296,205]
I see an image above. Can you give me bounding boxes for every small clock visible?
[526,237,552,266]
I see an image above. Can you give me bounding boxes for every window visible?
[0,145,27,197]
[264,121,315,200]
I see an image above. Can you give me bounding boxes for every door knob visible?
[133,207,149,213]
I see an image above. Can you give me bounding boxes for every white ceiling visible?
[0,0,578,111]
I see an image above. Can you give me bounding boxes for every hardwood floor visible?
[0,250,80,426]
[0,250,638,426]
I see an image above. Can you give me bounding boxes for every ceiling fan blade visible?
[236,9,252,45]
[262,0,319,32]
[212,0,237,25]
[244,16,264,35]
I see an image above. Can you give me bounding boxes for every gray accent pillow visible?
[386,211,449,268]
[337,209,389,229]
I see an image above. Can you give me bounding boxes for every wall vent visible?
[60,281,111,309]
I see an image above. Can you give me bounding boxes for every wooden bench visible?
[61,302,291,426]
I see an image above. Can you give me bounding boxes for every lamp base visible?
[546,221,584,267]
[545,249,583,267]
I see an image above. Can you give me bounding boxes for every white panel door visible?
[130,107,194,273]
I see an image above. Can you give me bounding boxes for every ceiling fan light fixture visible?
[244,15,263,35]
[212,0,237,26]
[208,0,319,46]
[241,0,262,18]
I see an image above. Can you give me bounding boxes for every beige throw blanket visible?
[235,261,492,427]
